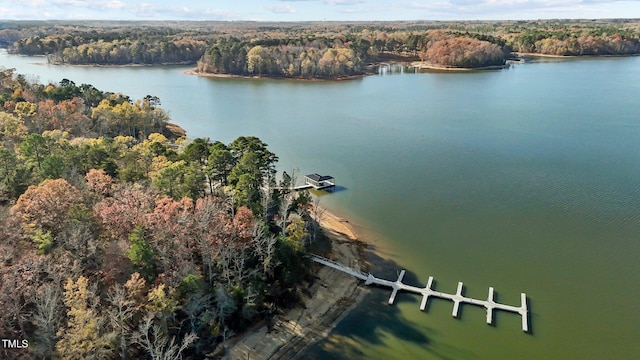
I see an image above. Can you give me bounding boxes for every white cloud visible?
[11,0,47,7]
[3,0,640,21]
[323,0,368,4]
[279,0,368,4]
[49,0,125,10]
[406,0,604,18]
[128,4,238,20]
[268,4,297,13]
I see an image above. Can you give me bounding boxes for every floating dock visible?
[311,254,529,332]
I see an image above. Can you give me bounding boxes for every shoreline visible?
[184,69,368,82]
[410,61,509,71]
[226,206,369,360]
[517,52,640,59]
[36,60,196,68]
[517,52,578,59]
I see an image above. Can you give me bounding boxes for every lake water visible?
[2,50,640,359]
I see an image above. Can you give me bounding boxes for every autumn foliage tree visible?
[1,66,316,359]
[56,276,113,359]
[425,37,505,68]
[11,178,82,234]
[94,185,155,240]
[86,168,114,197]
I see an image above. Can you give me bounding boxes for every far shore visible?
[226,205,370,360]
[517,52,640,59]
[35,61,196,68]
[184,68,367,82]
[410,61,509,71]
[517,52,578,59]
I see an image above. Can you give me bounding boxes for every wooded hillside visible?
[0,67,320,359]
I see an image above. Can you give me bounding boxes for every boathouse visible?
[304,173,335,190]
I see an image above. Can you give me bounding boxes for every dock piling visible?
[520,293,529,333]
[419,276,434,311]
[486,287,495,325]
[452,282,464,317]
[388,270,406,305]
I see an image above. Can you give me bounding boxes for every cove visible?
[3,49,640,359]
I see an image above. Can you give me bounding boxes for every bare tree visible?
[214,286,237,358]
[193,197,226,285]
[136,312,197,360]
[251,222,278,279]
[278,169,298,237]
[107,284,136,360]
[182,292,213,355]
[30,283,64,358]
[309,197,326,245]
[59,219,98,266]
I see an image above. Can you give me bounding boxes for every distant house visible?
[304,173,335,190]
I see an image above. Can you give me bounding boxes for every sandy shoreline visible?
[184,69,367,81]
[410,61,508,71]
[516,52,578,59]
[226,207,369,360]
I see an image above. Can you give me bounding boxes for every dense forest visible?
[0,67,320,359]
[2,19,639,76]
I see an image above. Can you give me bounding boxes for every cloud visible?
[49,0,126,10]
[4,0,640,21]
[279,0,367,4]
[268,4,297,13]
[129,5,238,20]
[2,0,241,20]
[11,0,47,7]
[323,0,367,4]
[406,0,606,18]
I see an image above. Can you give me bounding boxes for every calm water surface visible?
[3,50,640,359]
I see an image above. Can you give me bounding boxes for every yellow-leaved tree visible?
[56,276,113,359]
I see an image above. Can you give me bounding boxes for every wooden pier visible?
[311,255,529,332]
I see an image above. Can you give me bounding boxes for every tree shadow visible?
[300,247,474,360]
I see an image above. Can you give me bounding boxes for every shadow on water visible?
[301,247,474,360]
[526,297,535,335]
[309,185,348,195]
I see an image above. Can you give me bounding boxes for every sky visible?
[1,0,640,22]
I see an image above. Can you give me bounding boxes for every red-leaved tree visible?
[93,185,155,240]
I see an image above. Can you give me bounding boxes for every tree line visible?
[509,25,640,55]
[0,69,321,359]
[1,68,172,141]
[4,19,640,74]
[197,37,363,78]
[15,33,208,65]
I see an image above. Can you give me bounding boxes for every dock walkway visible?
[310,254,529,332]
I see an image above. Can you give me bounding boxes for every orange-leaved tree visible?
[11,178,82,235]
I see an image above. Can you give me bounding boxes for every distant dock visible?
[311,254,529,332]
[274,173,336,191]
[301,173,336,190]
